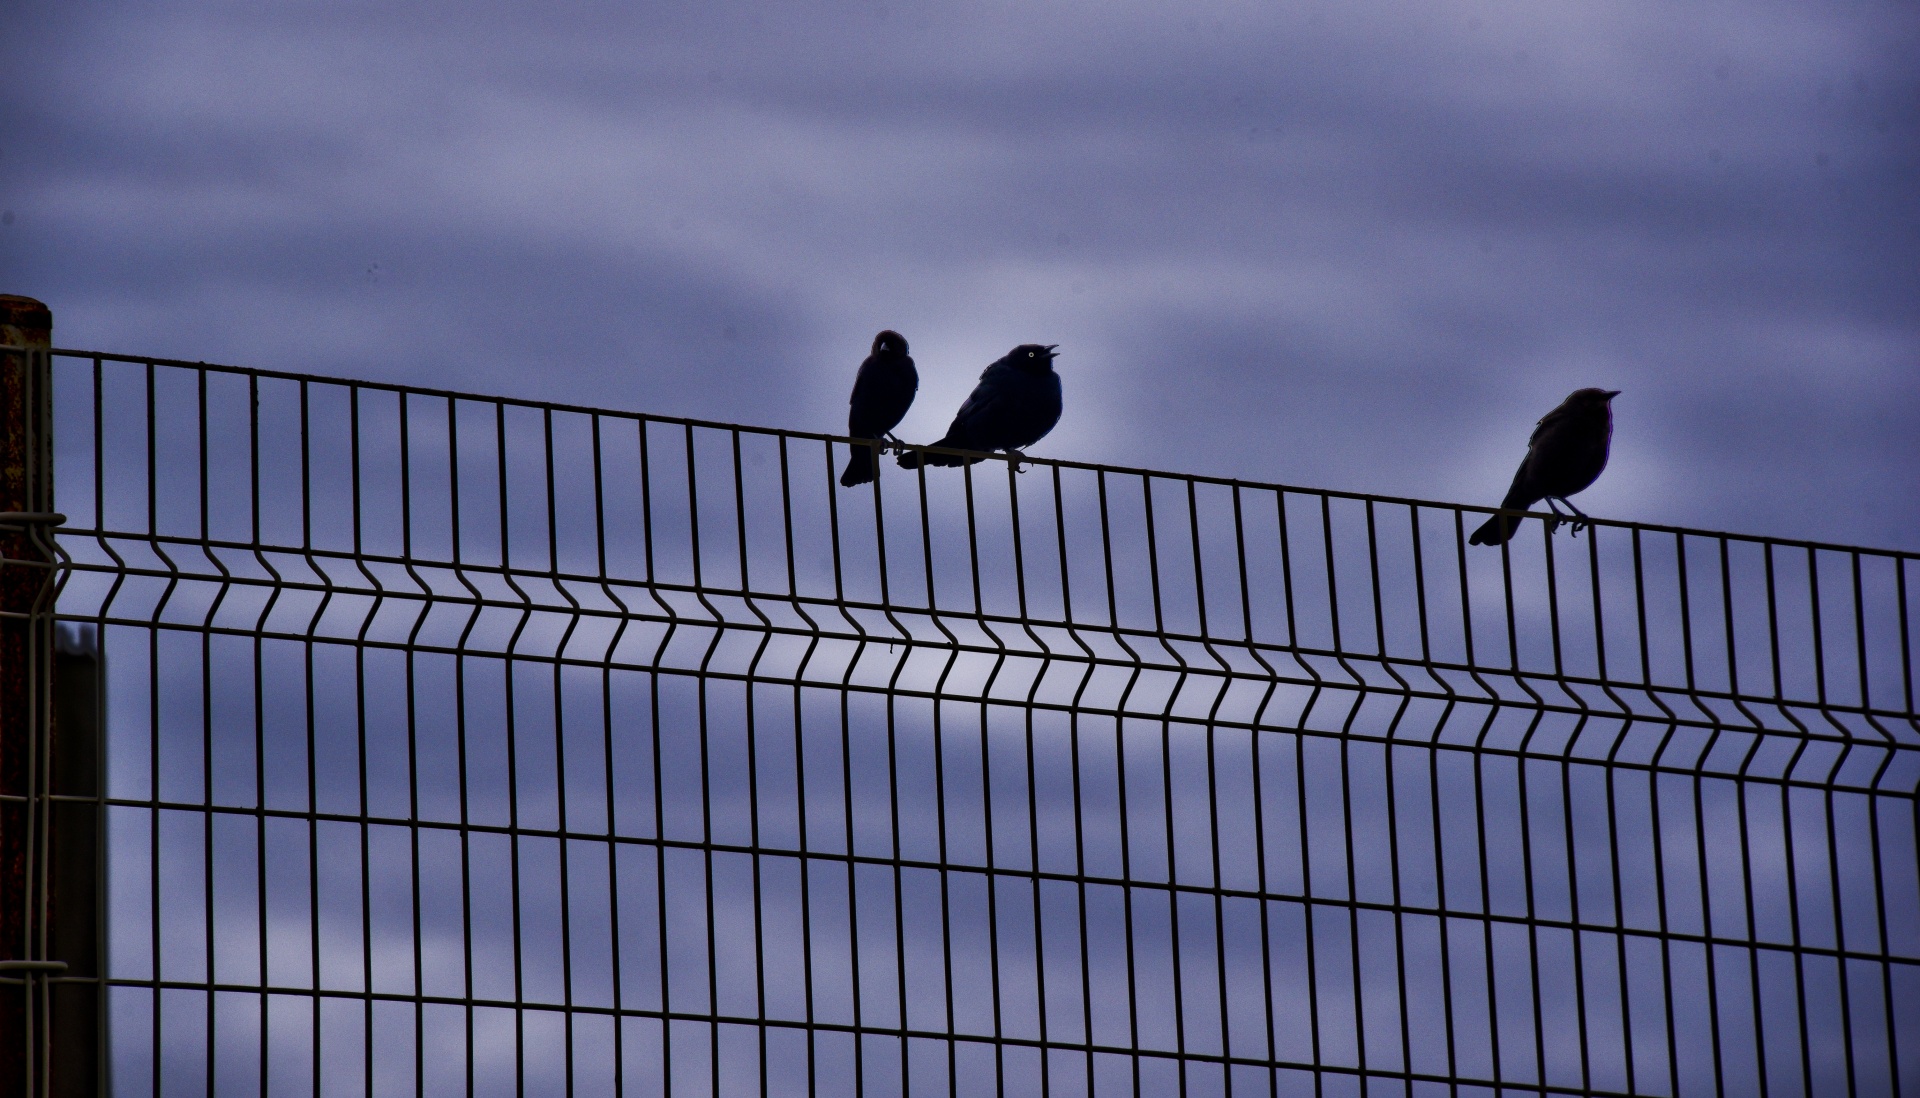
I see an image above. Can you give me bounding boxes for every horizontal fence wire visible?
[41,348,1920,1096]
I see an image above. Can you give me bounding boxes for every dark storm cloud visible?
[2,0,1916,545]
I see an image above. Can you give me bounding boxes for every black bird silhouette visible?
[839,330,918,487]
[1469,388,1620,546]
[897,344,1062,470]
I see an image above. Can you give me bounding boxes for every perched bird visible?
[1468,388,1620,546]
[897,344,1062,470]
[839,330,919,487]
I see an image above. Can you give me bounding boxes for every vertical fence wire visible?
[32,348,1920,1097]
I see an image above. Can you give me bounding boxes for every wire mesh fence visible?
[13,345,1920,1095]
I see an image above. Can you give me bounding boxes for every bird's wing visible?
[846,357,883,436]
[848,360,879,406]
[948,390,1009,444]
[848,356,885,406]
[849,355,920,438]
[1527,407,1565,448]
[949,364,1014,430]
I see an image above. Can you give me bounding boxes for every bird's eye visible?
[1027,351,1035,358]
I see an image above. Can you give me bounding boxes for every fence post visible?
[0,295,76,1097]
[47,628,99,1098]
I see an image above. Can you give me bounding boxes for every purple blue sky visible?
[4,0,1916,548]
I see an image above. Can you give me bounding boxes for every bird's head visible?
[872,330,908,356]
[1567,387,1620,408]
[1009,344,1059,372]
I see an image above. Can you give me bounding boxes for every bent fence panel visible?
[29,349,1920,1096]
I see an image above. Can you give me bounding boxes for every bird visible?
[1468,387,1620,546]
[838,330,919,487]
[897,344,1062,470]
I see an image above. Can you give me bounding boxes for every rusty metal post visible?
[46,629,99,1098]
[0,295,71,1097]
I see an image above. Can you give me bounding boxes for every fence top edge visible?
[53,346,1920,561]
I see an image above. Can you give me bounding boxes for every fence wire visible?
[28,348,1920,1096]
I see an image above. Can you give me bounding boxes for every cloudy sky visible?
[4,0,1916,549]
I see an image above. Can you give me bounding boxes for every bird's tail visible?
[840,440,880,487]
[1468,492,1535,546]
[896,437,979,469]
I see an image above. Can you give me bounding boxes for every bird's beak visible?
[1604,390,1621,399]
[1045,344,1060,356]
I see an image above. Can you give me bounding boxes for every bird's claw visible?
[1544,517,1590,537]
[1554,497,1593,537]
[1006,449,1031,473]
[1541,498,1593,538]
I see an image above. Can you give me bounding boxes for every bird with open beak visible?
[898,343,1062,469]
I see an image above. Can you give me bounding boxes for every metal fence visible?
[5,337,1917,1096]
